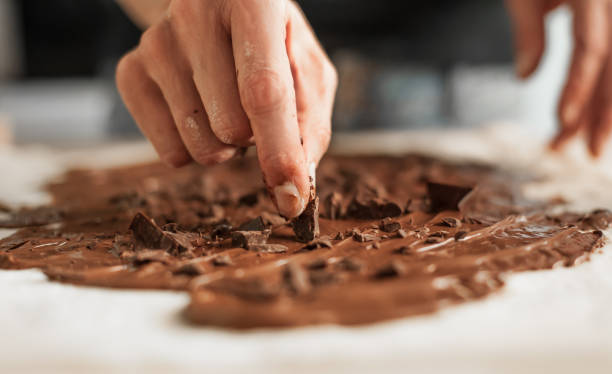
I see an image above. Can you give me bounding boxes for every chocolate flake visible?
[335,257,363,272]
[438,217,462,228]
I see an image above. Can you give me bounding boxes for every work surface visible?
[2,125,612,373]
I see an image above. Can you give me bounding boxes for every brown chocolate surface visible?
[1,155,610,329]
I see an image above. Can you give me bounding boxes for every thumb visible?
[505,0,550,78]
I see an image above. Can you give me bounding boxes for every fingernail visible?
[274,182,306,218]
[515,51,534,78]
[308,162,316,187]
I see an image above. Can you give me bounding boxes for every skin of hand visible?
[115,0,338,218]
[506,0,612,157]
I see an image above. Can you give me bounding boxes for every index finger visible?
[230,0,310,218]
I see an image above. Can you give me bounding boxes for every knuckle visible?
[240,69,288,116]
[138,24,166,60]
[575,37,607,62]
[115,52,140,90]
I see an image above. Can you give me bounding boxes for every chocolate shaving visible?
[173,259,207,276]
[335,257,363,272]
[301,236,333,251]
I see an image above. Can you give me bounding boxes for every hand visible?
[506,0,612,156]
[116,0,337,218]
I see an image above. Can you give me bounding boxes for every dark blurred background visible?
[0,0,570,143]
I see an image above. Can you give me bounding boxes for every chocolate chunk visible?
[291,195,320,243]
[261,211,286,226]
[373,260,407,279]
[301,236,333,251]
[323,192,343,219]
[173,259,207,276]
[129,212,188,254]
[237,216,266,231]
[427,182,473,212]
[211,222,232,238]
[438,217,462,228]
[212,254,233,267]
[231,229,271,249]
[393,246,411,255]
[454,230,468,241]
[346,197,402,220]
[335,257,363,272]
[283,262,311,295]
[380,218,401,233]
[238,192,259,206]
[352,230,377,243]
[307,258,327,270]
[333,232,345,240]
[248,243,288,253]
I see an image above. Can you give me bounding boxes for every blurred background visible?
[0,0,572,144]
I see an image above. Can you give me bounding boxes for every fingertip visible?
[162,149,192,168]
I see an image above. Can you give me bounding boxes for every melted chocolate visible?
[1,155,610,329]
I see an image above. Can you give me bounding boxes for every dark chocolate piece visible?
[237,216,266,231]
[373,260,407,279]
[129,212,188,254]
[291,195,320,243]
[380,218,401,233]
[231,230,271,249]
[346,197,402,220]
[427,182,473,212]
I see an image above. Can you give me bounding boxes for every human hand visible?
[116,0,337,218]
[506,0,612,156]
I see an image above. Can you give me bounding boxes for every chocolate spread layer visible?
[1,155,610,328]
